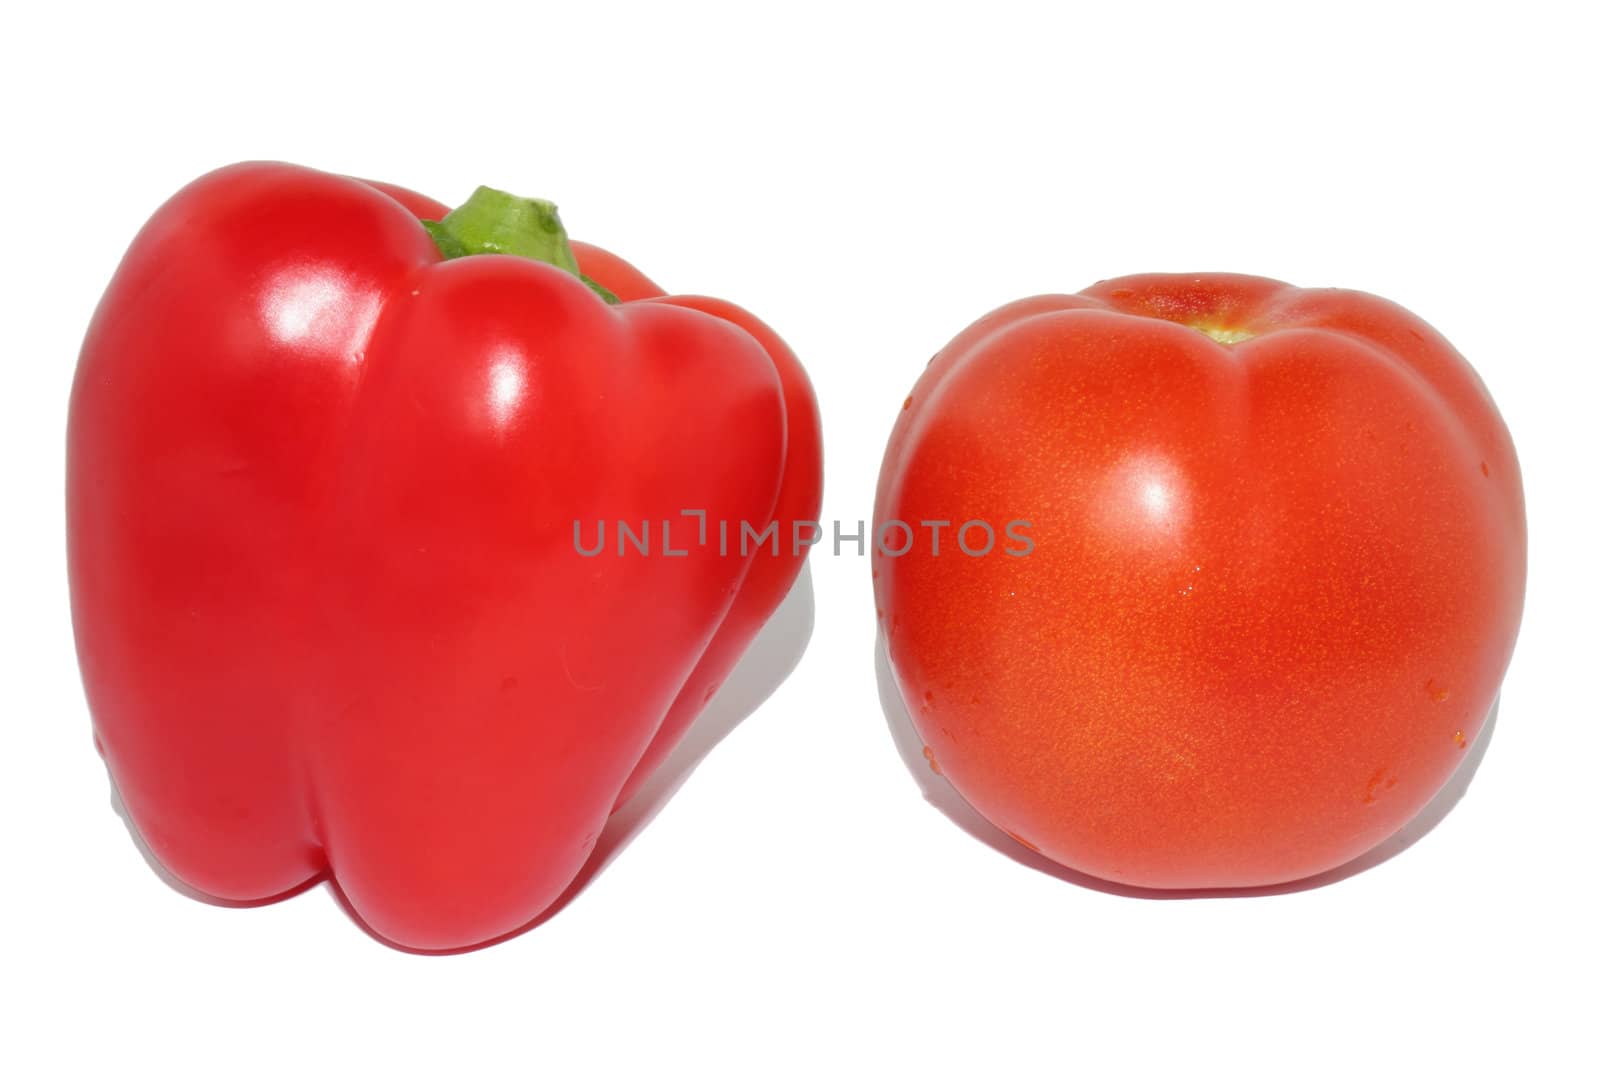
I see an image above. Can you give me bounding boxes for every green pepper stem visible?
[422,186,619,304]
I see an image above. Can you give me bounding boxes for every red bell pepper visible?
[67,162,822,951]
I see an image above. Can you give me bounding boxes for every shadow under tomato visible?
[106,565,816,950]
[874,635,1501,900]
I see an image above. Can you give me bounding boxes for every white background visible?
[3,1,1596,1062]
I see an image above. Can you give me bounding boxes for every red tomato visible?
[873,274,1525,889]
